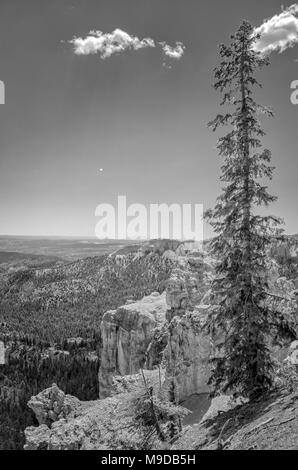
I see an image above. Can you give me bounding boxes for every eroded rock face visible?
[271,239,298,264]
[165,249,214,322]
[25,393,126,450]
[165,269,189,316]
[98,292,167,397]
[163,310,212,402]
[24,371,163,450]
[162,247,217,402]
[27,383,82,426]
[98,247,216,400]
[25,425,51,450]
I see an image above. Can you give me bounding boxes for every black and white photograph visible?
[0,0,298,456]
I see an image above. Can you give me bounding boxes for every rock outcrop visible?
[165,248,214,321]
[98,292,167,397]
[99,244,216,399]
[271,238,298,264]
[140,239,182,256]
[24,371,163,450]
[98,245,215,399]
[25,393,127,450]
[27,383,82,426]
[165,269,189,318]
[163,309,212,401]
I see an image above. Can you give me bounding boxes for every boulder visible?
[27,383,82,426]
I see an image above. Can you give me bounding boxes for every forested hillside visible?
[0,248,174,449]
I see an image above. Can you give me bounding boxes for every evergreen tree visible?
[205,21,292,397]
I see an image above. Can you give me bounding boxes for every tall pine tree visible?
[205,21,290,397]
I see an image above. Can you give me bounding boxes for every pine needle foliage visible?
[205,21,293,397]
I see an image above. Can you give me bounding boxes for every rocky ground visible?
[174,389,298,450]
[24,382,298,450]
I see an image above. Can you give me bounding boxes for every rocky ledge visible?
[24,371,163,450]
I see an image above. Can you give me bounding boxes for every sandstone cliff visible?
[163,311,212,401]
[98,292,167,397]
[98,245,215,399]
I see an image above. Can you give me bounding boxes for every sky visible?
[0,0,297,239]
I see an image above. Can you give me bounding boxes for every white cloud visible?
[70,29,155,58]
[254,4,298,54]
[160,41,185,59]
[69,28,185,62]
